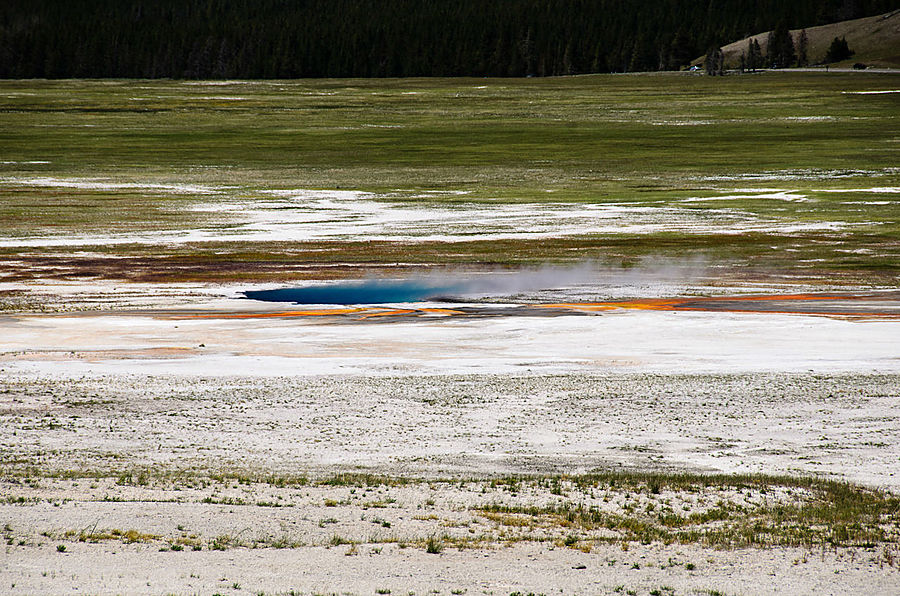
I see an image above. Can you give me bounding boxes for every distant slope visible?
[716,10,900,69]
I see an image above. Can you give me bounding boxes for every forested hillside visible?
[2,0,897,78]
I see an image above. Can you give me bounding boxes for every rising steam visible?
[243,259,707,305]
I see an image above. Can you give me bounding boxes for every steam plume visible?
[243,259,707,305]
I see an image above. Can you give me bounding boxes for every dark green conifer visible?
[824,36,854,63]
[797,29,809,66]
[766,20,796,68]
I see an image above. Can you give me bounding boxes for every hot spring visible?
[243,279,464,305]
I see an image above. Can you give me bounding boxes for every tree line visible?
[734,21,807,72]
[1,0,895,78]
[706,21,858,75]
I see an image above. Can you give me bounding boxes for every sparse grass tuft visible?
[329,534,352,547]
[425,535,444,554]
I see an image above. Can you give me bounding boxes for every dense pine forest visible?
[2,0,897,78]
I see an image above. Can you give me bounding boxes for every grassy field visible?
[1,72,898,285]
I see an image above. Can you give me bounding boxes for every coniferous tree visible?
[797,29,809,66]
[705,46,724,75]
[745,38,763,71]
[628,32,656,72]
[824,36,854,63]
[668,29,695,70]
[518,28,534,76]
[765,29,776,66]
[766,20,796,68]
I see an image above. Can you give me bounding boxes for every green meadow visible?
[0,72,897,284]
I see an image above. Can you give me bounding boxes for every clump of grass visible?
[266,534,303,549]
[68,528,161,544]
[121,529,158,544]
[480,512,532,528]
[329,534,352,547]
[209,534,237,550]
[361,499,396,509]
[425,535,444,554]
[116,471,150,486]
[201,496,245,506]
[209,471,308,487]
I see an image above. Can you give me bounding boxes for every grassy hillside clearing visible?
[713,9,900,69]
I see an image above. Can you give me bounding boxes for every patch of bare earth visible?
[1,372,900,594]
